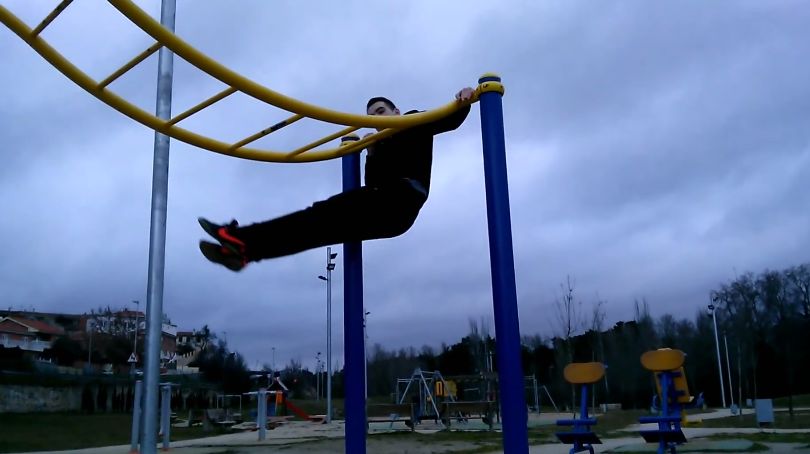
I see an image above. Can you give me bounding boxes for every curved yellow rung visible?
[640,348,686,372]
[0,3,483,163]
[107,0,476,129]
[563,362,605,384]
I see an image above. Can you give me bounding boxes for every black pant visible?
[235,179,427,261]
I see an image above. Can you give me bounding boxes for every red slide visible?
[284,400,312,420]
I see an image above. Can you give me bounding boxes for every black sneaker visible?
[198,218,246,255]
[199,241,248,272]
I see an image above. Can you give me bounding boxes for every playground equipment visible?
[243,372,323,440]
[214,394,243,422]
[1,2,526,453]
[366,402,418,432]
[129,381,178,453]
[395,368,454,422]
[638,348,704,454]
[394,368,496,430]
[555,362,605,454]
[526,374,557,412]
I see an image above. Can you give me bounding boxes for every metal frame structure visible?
[523,375,558,413]
[1,2,529,453]
[395,368,455,423]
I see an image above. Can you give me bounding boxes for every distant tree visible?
[589,300,608,405]
[466,317,492,375]
[785,264,810,318]
[44,337,84,366]
[192,339,251,394]
[551,276,585,409]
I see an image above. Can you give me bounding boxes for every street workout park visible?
[1,2,808,454]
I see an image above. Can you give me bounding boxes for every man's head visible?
[367,97,400,132]
[366,97,400,116]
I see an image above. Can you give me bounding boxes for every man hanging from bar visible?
[198,87,474,271]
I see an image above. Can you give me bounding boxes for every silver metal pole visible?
[131,301,139,374]
[257,388,267,441]
[363,312,368,399]
[709,305,726,408]
[316,354,320,401]
[130,380,143,454]
[142,1,176,451]
[724,334,734,409]
[160,384,170,450]
[737,343,743,417]
[87,326,93,365]
[326,247,333,424]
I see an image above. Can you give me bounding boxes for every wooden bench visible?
[555,362,604,454]
[367,403,416,431]
[440,401,495,430]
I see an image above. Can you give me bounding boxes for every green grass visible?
[0,412,230,453]
[4,406,808,454]
[699,410,810,429]
[773,393,810,407]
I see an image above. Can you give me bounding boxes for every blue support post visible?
[478,73,529,453]
[341,137,366,453]
[580,384,589,419]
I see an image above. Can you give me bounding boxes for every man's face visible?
[367,101,400,132]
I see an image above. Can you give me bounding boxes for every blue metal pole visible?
[477,73,528,453]
[142,1,176,453]
[341,136,366,453]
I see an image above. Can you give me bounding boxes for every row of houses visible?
[0,309,206,370]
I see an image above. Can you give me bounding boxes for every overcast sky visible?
[2,1,808,372]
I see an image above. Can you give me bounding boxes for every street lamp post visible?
[130,300,140,373]
[707,298,727,408]
[363,311,370,399]
[87,319,94,366]
[316,352,321,402]
[318,247,337,423]
[271,347,276,372]
[724,333,735,412]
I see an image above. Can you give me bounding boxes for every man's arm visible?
[428,87,474,135]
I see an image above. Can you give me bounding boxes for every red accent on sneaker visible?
[218,227,246,250]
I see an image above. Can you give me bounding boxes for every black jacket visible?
[364,105,471,195]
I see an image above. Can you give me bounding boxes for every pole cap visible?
[340,133,360,145]
[477,73,505,96]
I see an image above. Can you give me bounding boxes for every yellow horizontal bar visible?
[168,86,237,126]
[286,125,361,158]
[335,128,399,153]
[0,5,359,163]
[31,0,73,37]
[98,41,161,88]
[229,113,304,150]
[108,0,478,129]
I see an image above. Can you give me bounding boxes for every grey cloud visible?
[2,1,809,368]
